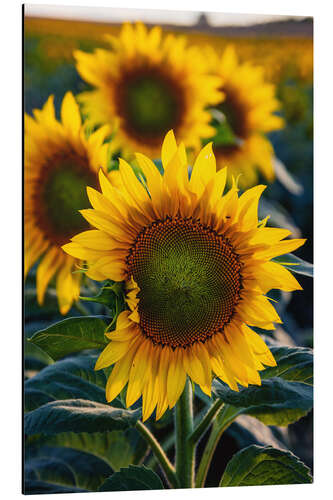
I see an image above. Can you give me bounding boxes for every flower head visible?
[206,45,284,188]
[74,22,222,159]
[25,92,111,314]
[63,131,305,420]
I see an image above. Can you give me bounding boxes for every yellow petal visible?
[126,338,150,407]
[56,257,80,315]
[190,142,216,196]
[60,91,81,137]
[71,230,124,251]
[62,242,107,261]
[36,247,64,305]
[95,337,134,370]
[80,209,133,243]
[105,340,140,402]
[167,349,186,408]
[161,130,178,169]
[87,255,126,282]
[255,239,306,260]
[242,325,276,367]
[237,185,266,230]
[255,261,303,294]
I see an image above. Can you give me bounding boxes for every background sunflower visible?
[74,22,223,159]
[25,91,111,313]
[205,45,284,188]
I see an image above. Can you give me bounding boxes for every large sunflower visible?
[206,45,284,188]
[25,92,111,314]
[63,131,305,421]
[74,22,222,159]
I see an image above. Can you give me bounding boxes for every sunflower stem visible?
[175,378,195,488]
[135,420,179,488]
[188,399,224,446]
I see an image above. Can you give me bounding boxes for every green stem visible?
[145,405,210,470]
[175,378,194,488]
[135,420,179,489]
[195,404,240,488]
[189,399,224,446]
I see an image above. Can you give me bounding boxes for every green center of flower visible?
[117,68,183,144]
[38,155,97,245]
[127,217,242,348]
[210,87,249,154]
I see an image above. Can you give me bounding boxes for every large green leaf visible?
[25,445,112,491]
[272,253,313,278]
[99,465,164,491]
[29,428,145,472]
[24,354,110,411]
[24,339,54,373]
[220,445,312,486]
[27,316,109,360]
[213,378,312,426]
[25,399,141,436]
[212,345,313,426]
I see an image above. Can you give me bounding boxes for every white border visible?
[24,4,307,26]
[2,0,332,499]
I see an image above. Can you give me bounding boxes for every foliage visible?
[220,445,312,486]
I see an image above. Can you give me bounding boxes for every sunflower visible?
[206,45,284,188]
[25,92,111,314]
[63,131,305,421]
[74,22,222,159]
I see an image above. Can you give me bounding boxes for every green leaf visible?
[220,445,312,486]
[32,429,140,472]
[24,354,111,411]
[25,399,141,436]
[213,378,312,426]
[212,344,313,426]
[24,338,54,369]
[24,480,87,494]
[80,281,124,307]
[272,253,313,277]
[262,345,313,385]
[27,316,109,360]
[25,446,112,491]
[99,465,164,491]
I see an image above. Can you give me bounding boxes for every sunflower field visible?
[24,12,313,495]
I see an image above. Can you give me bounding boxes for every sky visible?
[24,4,306,26]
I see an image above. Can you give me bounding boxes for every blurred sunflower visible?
[207,46,284,187]
[63,131,305,421]
[74,22,222,159]
[25,92,111,314]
